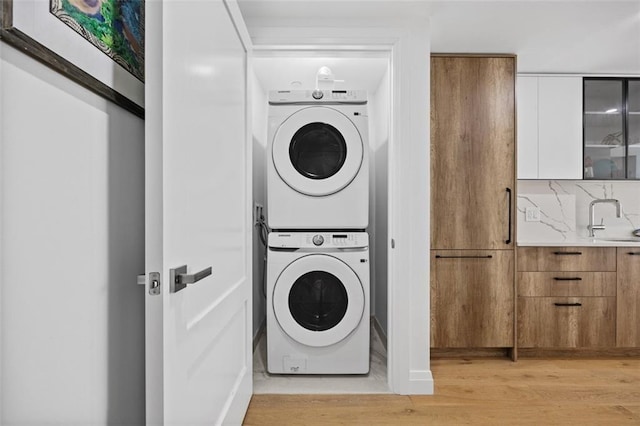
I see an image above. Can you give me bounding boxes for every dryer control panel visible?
[268,232,368,249]
[269,90,367,105]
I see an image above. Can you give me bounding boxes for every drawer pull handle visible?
[554,302,582,307]
[435,255,493,259]
[553,251,582,256]
[553,277,583,281]
[505,188,512,245]
[628,252,640,256]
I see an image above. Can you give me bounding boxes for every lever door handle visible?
[170,265,212,293]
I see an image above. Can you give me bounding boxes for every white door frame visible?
[249,20,433,394]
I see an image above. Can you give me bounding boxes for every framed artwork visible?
[0,0,144,118]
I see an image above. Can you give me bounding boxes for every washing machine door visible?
[273,254,365,347]
[272,106,364,196]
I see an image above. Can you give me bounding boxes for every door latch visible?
[149,272,161,296]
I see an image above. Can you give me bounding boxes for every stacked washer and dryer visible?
[266,89,371,374]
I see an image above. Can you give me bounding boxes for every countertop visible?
[518,236,640,247]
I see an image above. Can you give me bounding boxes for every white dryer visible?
[267,232,370,374]
[267,90,369,230]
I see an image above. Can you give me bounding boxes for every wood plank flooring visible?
[243,358,640,425]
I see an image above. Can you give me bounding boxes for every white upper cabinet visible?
[517,75,583,179]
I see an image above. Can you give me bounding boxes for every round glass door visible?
[289,123,347,180]
[288,270,348,332]
[273,254,364,347]
[272,106,363,196]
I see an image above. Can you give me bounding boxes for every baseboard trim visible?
[431,348,512,359]
[253,321,265,352]
[371,316,388,351]
[518,348,640,358]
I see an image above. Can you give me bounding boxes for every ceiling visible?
[252,54,390,93]
[239,0,640,75]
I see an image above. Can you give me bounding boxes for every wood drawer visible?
[517,272,616,297]
[517,247,616,271]
[518,297,616,348]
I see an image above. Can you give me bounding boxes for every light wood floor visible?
[243,358,640,425]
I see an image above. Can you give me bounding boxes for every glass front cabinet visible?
[584,78,640,179]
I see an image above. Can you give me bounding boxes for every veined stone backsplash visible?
[518,180,640,242]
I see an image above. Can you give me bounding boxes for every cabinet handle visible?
[505,188,512,245]
[627,252,640,256]
[553,251,582,256]
[553,277,583,281]
[554,302,582,307]
[435,255,493,259]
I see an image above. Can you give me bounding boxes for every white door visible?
[145,1,252,424]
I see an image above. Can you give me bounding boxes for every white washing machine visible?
[266,231,370,374]
[267,90,369,230]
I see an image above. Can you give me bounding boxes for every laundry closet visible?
[250,53,392,391]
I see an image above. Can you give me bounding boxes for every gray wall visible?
[251,73,268,342]
[0,43,145,424]
[370,67,390,337]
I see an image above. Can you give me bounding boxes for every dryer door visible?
[273,254,365,347]
[272,106,364,196]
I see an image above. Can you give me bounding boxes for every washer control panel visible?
[268,232,368,249]
[269,90,367,105]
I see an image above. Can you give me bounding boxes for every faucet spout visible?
[587,199,622,237]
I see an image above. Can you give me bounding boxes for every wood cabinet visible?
[431,250,514,348]
[517,76,583,180]
[430,55,516,350]
[617,248,640,347]
[431,55,515,250]
[517,246,616,272]
[517,247,617,348]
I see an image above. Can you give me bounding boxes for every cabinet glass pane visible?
[628,81,640,179]
[584,80,624,179]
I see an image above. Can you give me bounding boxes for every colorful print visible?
[51,0,144,81]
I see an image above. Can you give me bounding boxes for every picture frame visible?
[0,0,144,118]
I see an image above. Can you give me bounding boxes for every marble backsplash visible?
[518,180,640,242]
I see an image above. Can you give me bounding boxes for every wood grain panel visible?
[430,56,515,249]
[517,246,616,271]
[518,272,616,297]
[432,250,513,348]
[518,297,616,348]
[617,248,640,347]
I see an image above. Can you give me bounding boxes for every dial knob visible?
[312,235,324,246]
[312,90,324,100]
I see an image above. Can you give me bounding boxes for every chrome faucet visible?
[587,199,621,237]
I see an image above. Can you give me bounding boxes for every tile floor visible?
[253,324,389,394]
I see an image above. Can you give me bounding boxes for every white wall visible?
[0,43,145,424]
[251,70,268,342]
[369,67,390,338]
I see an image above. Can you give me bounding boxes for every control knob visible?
[311,90,324,100]
[312,235,324,246]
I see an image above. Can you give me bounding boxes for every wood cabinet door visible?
[518,297,616,348]
[431,56,516,249]
[617,249,640,347]
[431,250,514,348]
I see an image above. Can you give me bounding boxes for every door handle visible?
[170,265,213,293]
[505,187,512,245]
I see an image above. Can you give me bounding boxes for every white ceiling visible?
[252,54,390,93]
[239,0,640,75]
